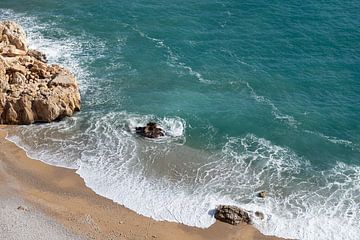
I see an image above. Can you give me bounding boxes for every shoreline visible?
[0,126,283,240]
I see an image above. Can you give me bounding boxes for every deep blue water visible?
[1,1,359,239]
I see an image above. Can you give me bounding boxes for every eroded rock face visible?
[214,205,251,225]
[0,21,27,52]
[0,20,81,124]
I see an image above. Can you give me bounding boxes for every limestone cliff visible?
[0,21,81,124]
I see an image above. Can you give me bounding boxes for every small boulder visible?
[17,205,29,211]
[257,191,268,198]
[255,211,265,220]
[214,205,251,225]
[135,122,165,138]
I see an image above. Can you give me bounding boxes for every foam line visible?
[130,26,213,84]
[305,130,360,151]
[244,82,299,127]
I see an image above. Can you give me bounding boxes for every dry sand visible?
[0,127,283,240]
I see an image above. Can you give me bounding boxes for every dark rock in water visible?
[255,211,265,220]
[17,205,29,211]
[257,191,268,198]
[214,205,251,225]
[135,122,164,139]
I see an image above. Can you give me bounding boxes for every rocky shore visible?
[0,20,80,124]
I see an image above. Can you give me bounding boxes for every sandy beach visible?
[0,126,283,240]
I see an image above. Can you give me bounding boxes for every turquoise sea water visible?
[1,1,359,239]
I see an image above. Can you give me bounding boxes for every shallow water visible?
[1,1,360,239]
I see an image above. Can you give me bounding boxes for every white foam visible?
[193,134,360,240]
[6,114,360,240]
[244,82,299,127]
[227,136,360,240]
[253,161,360,240]
[6,111,218,227]
[126,112,186,143]
[305,130,360,151]
[6,118,81,169]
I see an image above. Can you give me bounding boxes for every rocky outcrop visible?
[0,21,27,53]
[135,122,165,138]
[214,205,251,225]
[0,20,80,124]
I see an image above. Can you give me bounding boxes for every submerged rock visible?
[214,205,251,225]
[135,122,164,138]
[0,20,81,124]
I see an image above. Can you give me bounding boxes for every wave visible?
[305,130,360,151]
[254,160,360,240]
[6,112,216,227]
[241,81,358,153]
[6,117,360,240]
[201,134,360,240]
[244,81,299,127]
[129,25,214,84]
[117,23,300,132]
[242,80,358,152]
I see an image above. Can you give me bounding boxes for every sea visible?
[1,1,359,239]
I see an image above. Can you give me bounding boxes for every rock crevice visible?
[0,20,81,124]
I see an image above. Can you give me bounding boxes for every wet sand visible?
[0,126,283,240]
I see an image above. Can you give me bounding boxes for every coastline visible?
[0,126,283,240]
